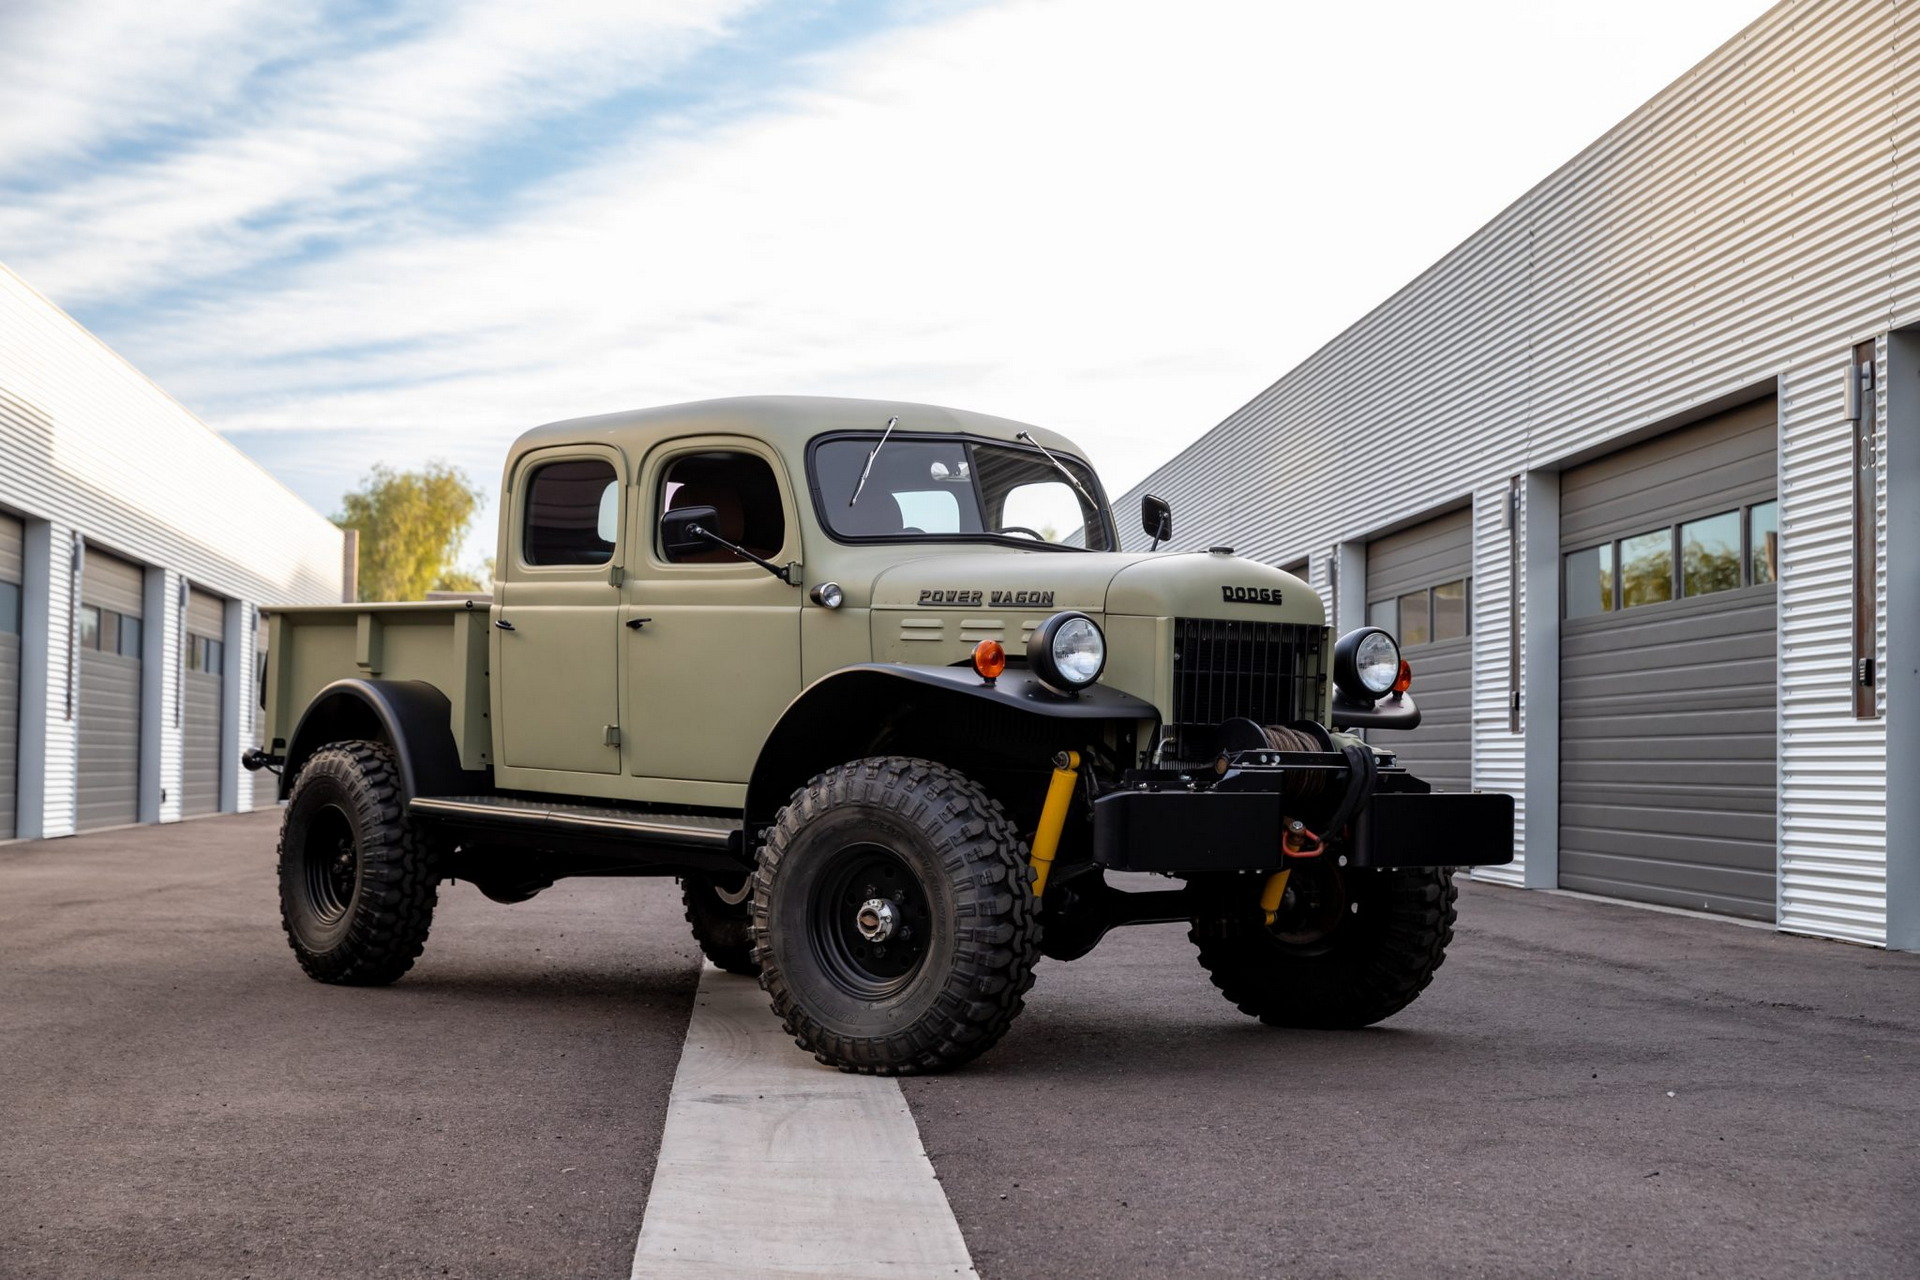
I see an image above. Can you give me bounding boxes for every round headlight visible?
[1333,627,1401,700]
[809,581,845,609]
[1028,611,1106,694]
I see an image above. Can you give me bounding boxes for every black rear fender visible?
[280,678,490,802]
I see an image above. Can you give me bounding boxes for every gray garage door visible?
[182,587,226,817]
[1366,507,1472,791]
[0,513,21,839]
[77,548,145,832]
[1559,398,1779,919]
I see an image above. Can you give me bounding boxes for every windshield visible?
[810,435,1114,550]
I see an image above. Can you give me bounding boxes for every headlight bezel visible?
[1028,610,1106,695]
[1333,626,1402,701]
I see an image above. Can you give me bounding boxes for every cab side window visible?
[523,458,620,566]
[659,451,785,564]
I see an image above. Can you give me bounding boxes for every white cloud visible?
[5,0,1768,564]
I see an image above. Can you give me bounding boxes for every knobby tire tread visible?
[1190,867,1457,1028]
[752,756,1042,1075]
[278,740,437,986]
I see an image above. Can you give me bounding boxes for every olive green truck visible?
[249,396,1513,1074]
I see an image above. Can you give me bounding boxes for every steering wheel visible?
[999,525,1046,541]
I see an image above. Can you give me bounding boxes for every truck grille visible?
[1167,618,1325,761]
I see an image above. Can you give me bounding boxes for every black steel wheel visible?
[680,870,760,976]
[277,740,437,986]
[753,757,1042,1075]
[1188,863,1456,1028]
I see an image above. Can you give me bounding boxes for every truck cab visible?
[254,396,1512,1074]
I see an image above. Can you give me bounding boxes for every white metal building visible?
[1121,0,1918,950]
[0,261,344,840]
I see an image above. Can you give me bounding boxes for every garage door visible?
[183,587,226,817]
[77,548,144,832]
[1366,507,1472,791]
[1559,398,1778,919]
[0,513,21,839]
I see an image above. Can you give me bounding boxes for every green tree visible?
[335,462,482,601]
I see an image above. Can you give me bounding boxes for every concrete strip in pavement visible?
[632,966,976,1279]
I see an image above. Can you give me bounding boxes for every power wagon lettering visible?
[917,588,1057,607]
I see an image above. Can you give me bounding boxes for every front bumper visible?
[1092,756,1514,873]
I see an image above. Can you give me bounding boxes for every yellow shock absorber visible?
[1028,750,1081,901]
[1260,868,1292,926]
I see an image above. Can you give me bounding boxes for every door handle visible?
[494,618,516,631]
[626,617,652,630]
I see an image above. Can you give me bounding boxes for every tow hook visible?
[1262,819,1325,924]
[1028,750,1082,900]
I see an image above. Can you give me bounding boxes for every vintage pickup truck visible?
[250,396,1512,1073]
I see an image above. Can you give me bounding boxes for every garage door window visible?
[79,607,142,655]
[1680,511,1741,596]
[0,581,17,633]
[1564,544,1614,619]
[1750,500,1779,585]
[1381,578,1470,648]
[1565,498,1778,616]
[188,634,224,672]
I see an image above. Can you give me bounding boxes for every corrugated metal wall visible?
[0,261,343,836]
[1120,0,1913,943]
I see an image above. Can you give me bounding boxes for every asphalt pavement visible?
[3,812,1917,1279]
[0,810,703,1280]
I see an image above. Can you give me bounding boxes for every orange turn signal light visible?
[972,639,1007,683]
[1392,659,1413,695]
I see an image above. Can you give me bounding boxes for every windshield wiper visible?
[848,415,899,508]
[1015,430,1099,514]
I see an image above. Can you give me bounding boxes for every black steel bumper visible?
[1092,767,1514,873]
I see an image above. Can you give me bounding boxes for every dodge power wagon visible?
[249,396,1513,1073]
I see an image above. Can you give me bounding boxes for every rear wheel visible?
[681,871,759,976]
[753,757,1042,1074]
[277,740,437,986]
[1189,861,1456,1028]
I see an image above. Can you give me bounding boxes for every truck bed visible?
[263,600,492,773]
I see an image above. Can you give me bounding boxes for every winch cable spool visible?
[1253,721,1379,921]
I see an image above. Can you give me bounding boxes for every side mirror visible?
[660,505,719,560]
[1141,494,1172,544]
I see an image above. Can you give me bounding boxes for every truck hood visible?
[867,549,1323,625]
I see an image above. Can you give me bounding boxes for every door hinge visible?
[604,724,621,747]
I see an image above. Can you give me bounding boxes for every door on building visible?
[494,448,626,777]
[0,512,22,839]
[77,547,145,832]
[1365,507,1473,792]
[1558,398,1779,919]
[182,586,226,817]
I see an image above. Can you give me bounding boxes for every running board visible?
[409,794,743,856]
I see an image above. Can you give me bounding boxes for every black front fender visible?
[744,664,1158,828]
[280,678,490,801]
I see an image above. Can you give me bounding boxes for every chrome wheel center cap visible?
[855,898,898,942]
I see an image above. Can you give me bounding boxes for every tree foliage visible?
[335,462,482,602]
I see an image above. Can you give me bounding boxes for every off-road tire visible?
[1189,865,1456,1028]
[753,757,1042,1075]
[277,740,437,986]
[681,872,760,976]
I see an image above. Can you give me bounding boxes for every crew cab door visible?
[624,438,803,789]
[494,445,626,776]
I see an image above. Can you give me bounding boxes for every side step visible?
[409,794,743,857]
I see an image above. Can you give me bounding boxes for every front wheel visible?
[753,757,1042,1075]
[1189,861,1456,1028]
[277,740,438,985]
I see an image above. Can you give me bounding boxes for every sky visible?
[0,0,1768,572]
